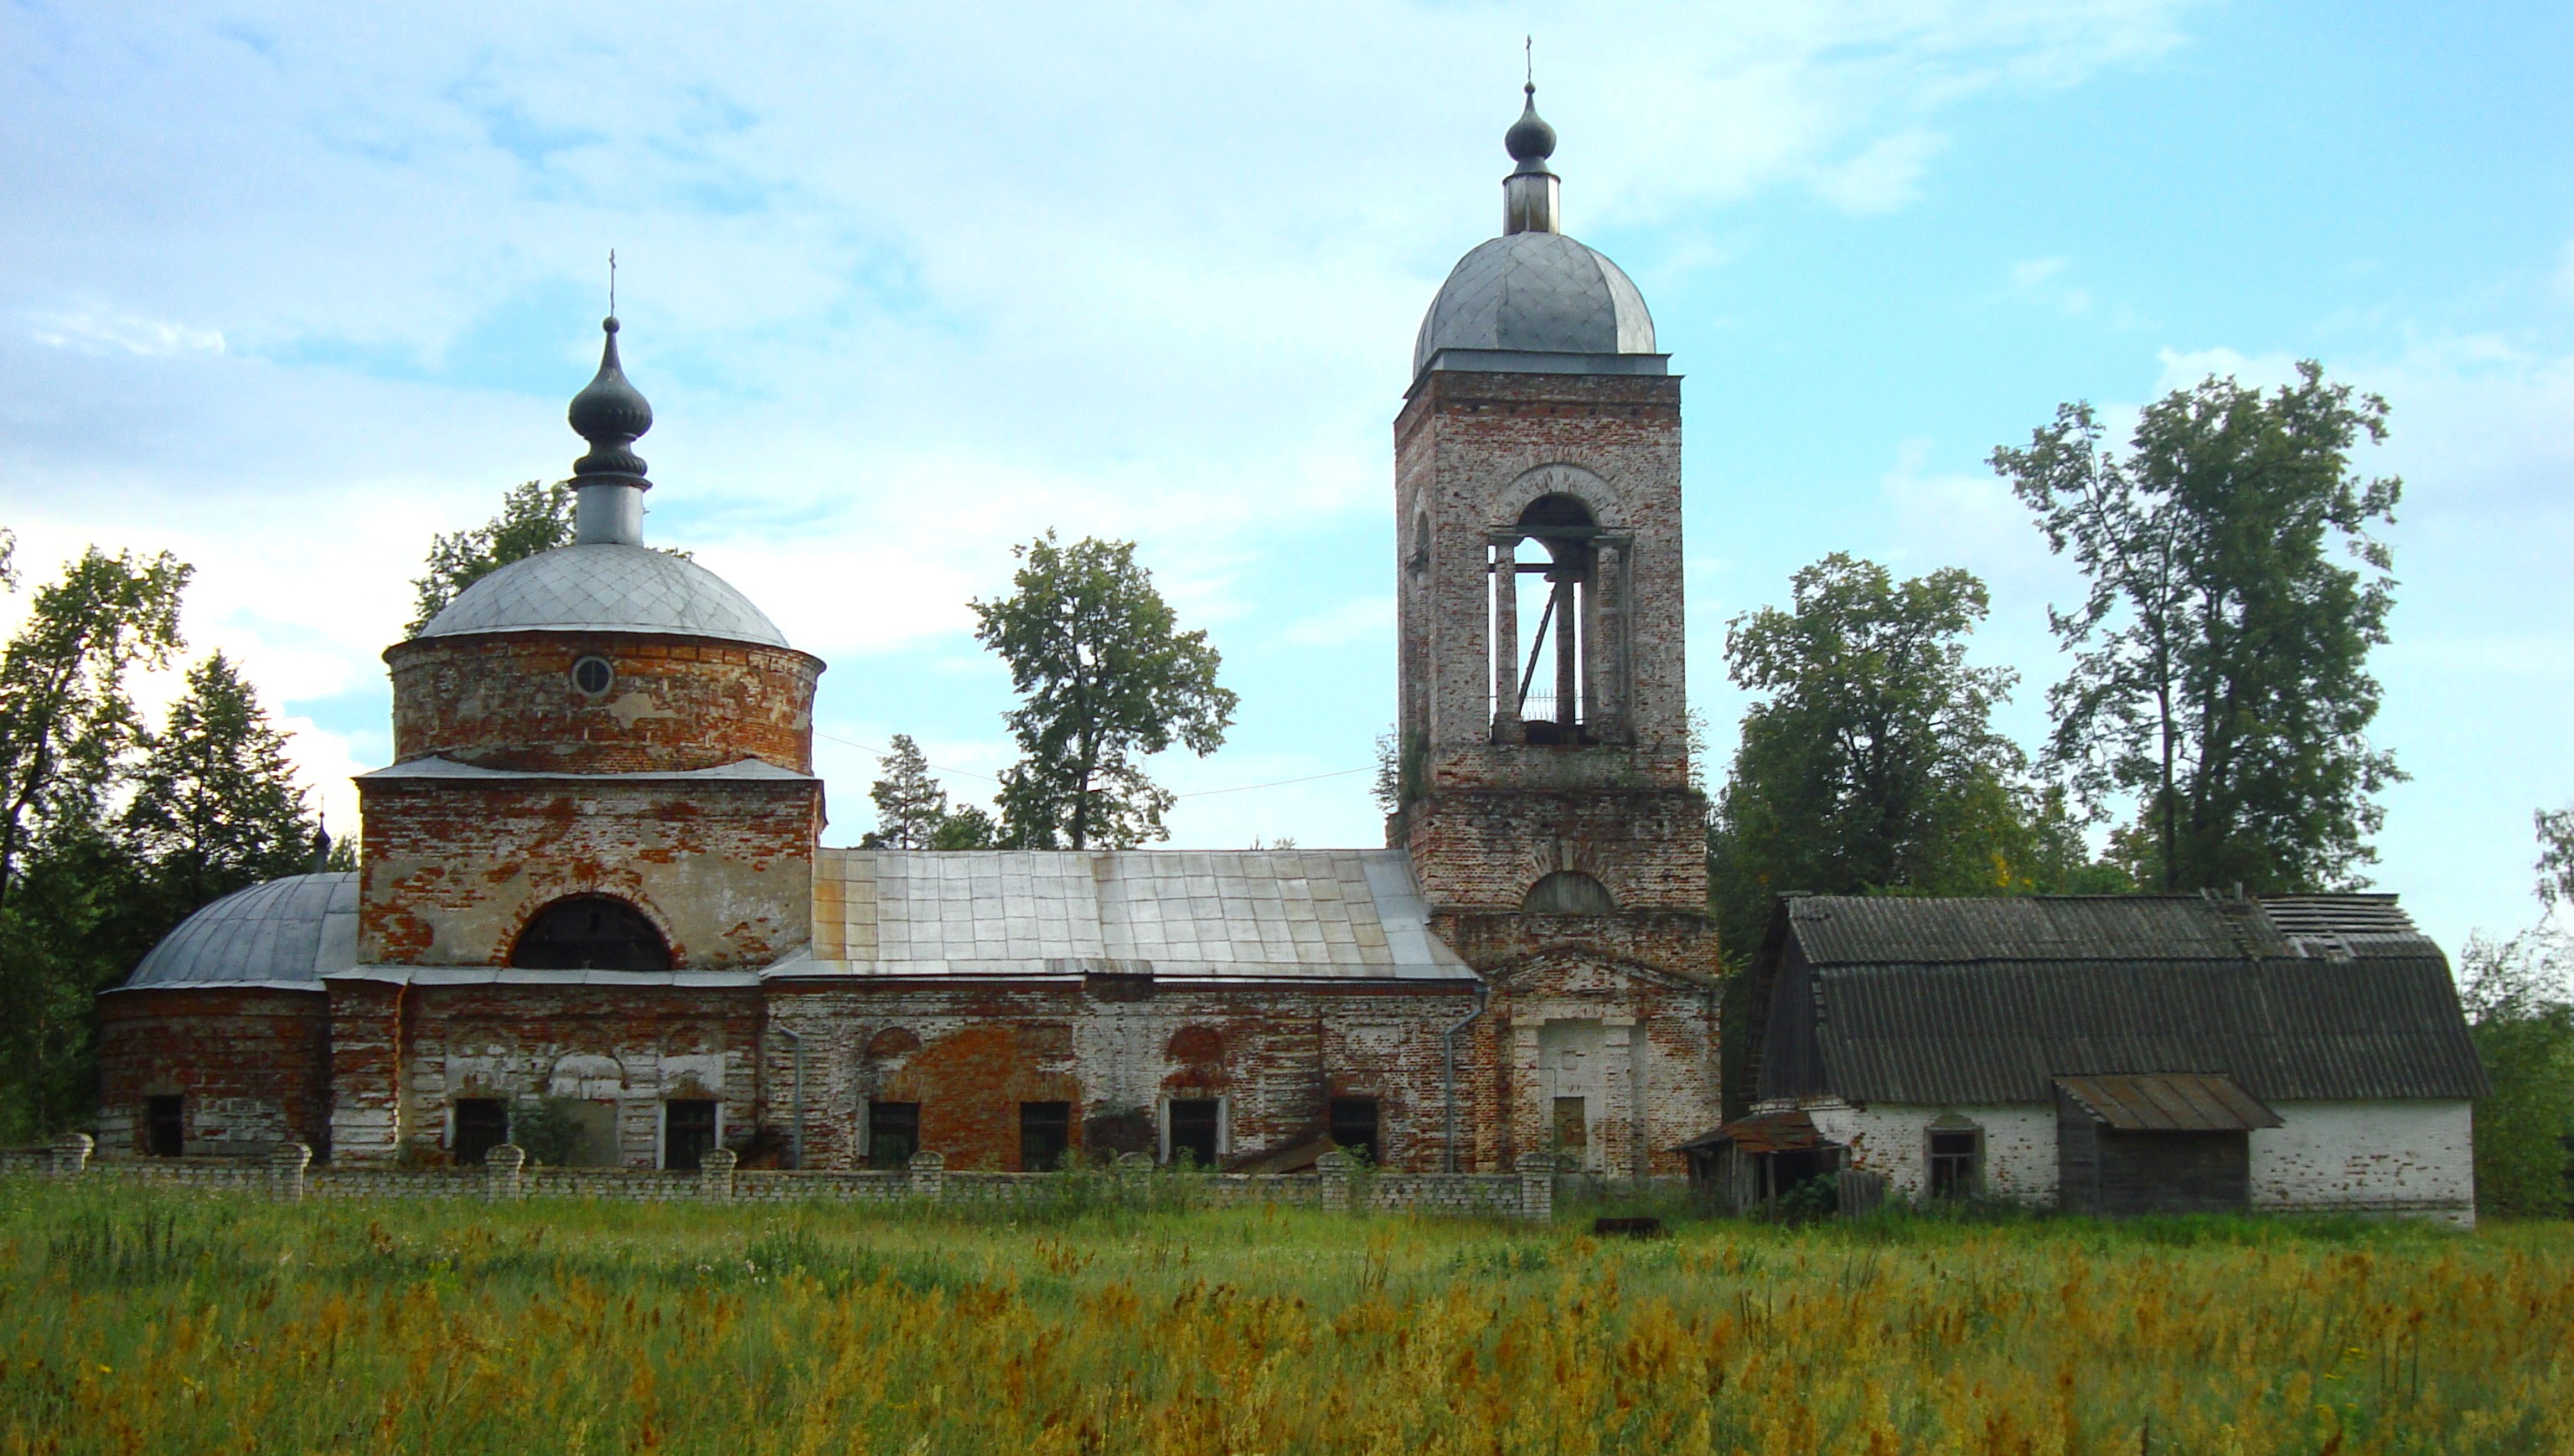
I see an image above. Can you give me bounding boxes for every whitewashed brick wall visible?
[1801,1102,2059,1205]
[2251,1100,2476,1227]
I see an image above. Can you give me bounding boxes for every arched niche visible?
[1522,870,1618,915]
[509,895,672,972]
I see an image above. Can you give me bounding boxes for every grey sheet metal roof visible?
[357,756,813,783]
[1414,231,1657,378]
[117,873,357,992]
[1760,895,2487,1105]
[415,543,791,648]
[799,848,1475,983]
[2055,1073,2282,1131]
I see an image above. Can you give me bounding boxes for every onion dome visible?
[568,317,653,482]
[1505,84,1556,169]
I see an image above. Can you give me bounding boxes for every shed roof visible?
[1757,894,2487,1106]
[2055,1073,2282,1131]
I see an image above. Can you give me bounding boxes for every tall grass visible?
[1,1179,2566,1453]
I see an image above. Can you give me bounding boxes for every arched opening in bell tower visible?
[1491,493,1620,746]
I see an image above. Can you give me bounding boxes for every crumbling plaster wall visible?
[1800,1102,2060,1205]
[759,979,1478,1172]
[2251,1099,2476,1226]
[358,778,818,968]
[1457,949,1720,1180]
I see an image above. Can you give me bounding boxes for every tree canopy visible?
[972,534,1235,850]
[1992,361,2403,892]
[407,480,574,634]
[1706,553,2115,953]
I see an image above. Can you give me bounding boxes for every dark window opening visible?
[454,1098,509,1165]
[1329,1097,1381,1165]
[1928,1128,1981,1199]
[867,1101,920,1169]
[510,896,672,972]
[571,655,616,696]
[664,1099,718,1171]
[1167,1098,1220,1168]
[1522,870,1617,915]
[1552,1096,1589,1155]
[1502,493,1603,745]
[147,1095,183,1158]
[1021,1101,1072,1171]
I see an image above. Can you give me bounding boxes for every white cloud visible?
[28,310,225,356]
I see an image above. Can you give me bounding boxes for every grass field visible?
[3,1180,2570,1454]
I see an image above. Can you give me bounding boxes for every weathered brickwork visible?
[94,988,329,1156]
[762,979,1478,1172]
[357,777,819,968]
[1397,787,1709,912]
[385,632,824,774]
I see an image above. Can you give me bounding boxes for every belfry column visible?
[1592,540,1626,737]
[1552,566,1579,731]
[1491,535,1521,741]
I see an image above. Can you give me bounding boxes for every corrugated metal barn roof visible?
[1757,895,2487,1106]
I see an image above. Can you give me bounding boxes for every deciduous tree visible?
[1993,361,2403,891]
[1705,554,2118,953]
[973,534,1235,850]
[406,480,574,633]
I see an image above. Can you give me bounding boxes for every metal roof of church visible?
[414,543,793,648]
[794,848,1473,983]
[1414,231,1658,378]
[118,872,359,992]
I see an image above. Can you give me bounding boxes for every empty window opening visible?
[147,1095,183,1158]
[510,896,671,972]
[1522,870,1617,915]
[1329,1097,1382,1165]
[1021,1101,1072,1172]
[867,1101,920,1169]
[1166,1098,1222,1168]
[453,1098,510,1165]
[1495,493,1601,745]
[1928,1128,1982,1199]
[1552,1096,1589,1156]
[664,1098,719,1171]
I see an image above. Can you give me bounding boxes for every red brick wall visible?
[94,988,329,1158]
[760,979,1479,1172]
[357,778,819,968]
[385,633,822,774]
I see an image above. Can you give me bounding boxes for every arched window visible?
[510,896,671,972]
[1522,870,1617,915]
[1500,493,1603,744]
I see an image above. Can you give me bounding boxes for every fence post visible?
[907,1149,946,1202]
[269,1141,312,1202]
[1515,1151,1554,1223]
[700,1146,737,1201]
[1319,1148,1351,1213]
[51,1133,92,1178]
[486,1143,527,1201]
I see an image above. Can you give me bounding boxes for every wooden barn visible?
[1711,892,2489,1223]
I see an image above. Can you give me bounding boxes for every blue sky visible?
[3,2,2570,955]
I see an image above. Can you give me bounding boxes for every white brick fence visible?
[12,1135,1558,1221]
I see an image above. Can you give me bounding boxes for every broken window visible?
[867,1101,920,1169]
[147,1095,183,1158]
[1928,1127,1982,1199]
[1329,1097,1381,1165]
[453,1098,509,1165]
[1166,1098,1221,1168]
[509,896,672,973]
[1020,1101,1072,1172]
[664,1098,719,1171]
[1552,1096,1589,1156]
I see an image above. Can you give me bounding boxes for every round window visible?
[571,656,615,696]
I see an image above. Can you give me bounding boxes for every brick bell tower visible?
[1392,84,1717,991]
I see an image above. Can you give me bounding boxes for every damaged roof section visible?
[797,848,1476,984]
[2055,1073,2283,1132]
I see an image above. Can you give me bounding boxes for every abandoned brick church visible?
[95,90,1729,1178]
[90,92,2486,1219]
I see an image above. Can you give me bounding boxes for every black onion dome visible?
[568,316,653,480]
[1505,85,1556,167]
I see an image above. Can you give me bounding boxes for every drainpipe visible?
[1440,981,1491,1174]
[775,1025,806,1171]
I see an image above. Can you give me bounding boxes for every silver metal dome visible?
[1413,231,1657,378]
[120,873,358,991]
[416,544,793,648]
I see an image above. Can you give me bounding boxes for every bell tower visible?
[1393,85,1713,953]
